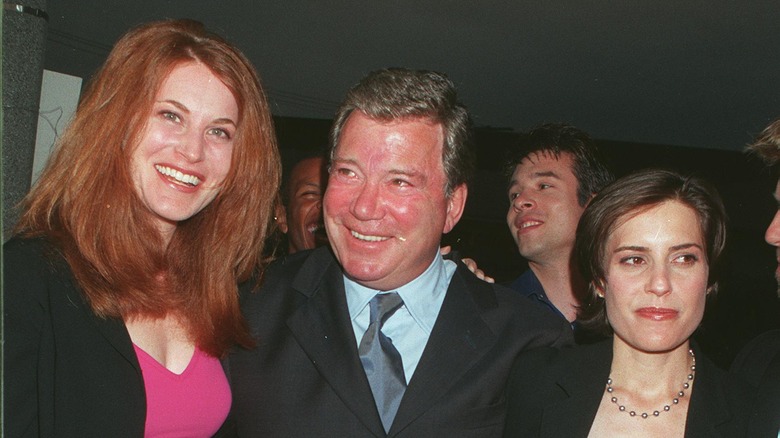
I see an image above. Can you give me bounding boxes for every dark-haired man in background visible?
[505,124,613,330]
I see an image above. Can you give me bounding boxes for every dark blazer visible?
[730,329,780,437]
[504,339,754,437]
[4,237,234,438]
[228,247,573,437]
[4,237,146,437]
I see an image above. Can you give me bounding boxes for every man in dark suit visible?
[229,68,573,437]
[730,119,780,436]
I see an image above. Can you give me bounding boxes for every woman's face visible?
[131,62,238,241]
[599,200,709,353]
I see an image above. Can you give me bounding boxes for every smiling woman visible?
[3,19,280,437]
[504,169,759,437]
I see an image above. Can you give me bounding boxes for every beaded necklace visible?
[606,349,696,419]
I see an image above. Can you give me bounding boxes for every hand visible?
[439,246,495,283]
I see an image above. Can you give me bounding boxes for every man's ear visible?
[443,184,468,234]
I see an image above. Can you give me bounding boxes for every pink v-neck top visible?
[133,344,231,437]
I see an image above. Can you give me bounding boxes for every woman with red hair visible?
[5,19,280,436]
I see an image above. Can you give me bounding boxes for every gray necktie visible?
[358,292,406,432]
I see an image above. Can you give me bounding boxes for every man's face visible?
[324,111,466,291]
[764,179,780,287]
[285,157,328,253]
[506,151,585,265]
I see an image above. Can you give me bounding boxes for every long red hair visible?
[16,19,280,357]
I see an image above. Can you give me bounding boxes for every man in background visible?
[730,118,780,436]
[276,155,329,254]
[505,124,613,327]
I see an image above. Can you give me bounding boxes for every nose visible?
[175,130,206,163]
[646,263,672,297]
[512,193,535,211]
[350,182,382,220]
[765,210,780,247]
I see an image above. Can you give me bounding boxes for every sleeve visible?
[4,239,52,437]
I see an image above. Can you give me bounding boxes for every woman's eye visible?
[161,111,180,122]
[208,127,231,139]
[620,256,644,265]
[674,254,698,264]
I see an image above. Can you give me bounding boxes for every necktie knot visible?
[369,292,403,326]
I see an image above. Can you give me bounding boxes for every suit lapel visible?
[539,341,612,437]
[56,258,141,373]
[390,266,499,432]
[285,249,386,437]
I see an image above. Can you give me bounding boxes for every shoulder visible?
[455,266,573,345]
[509,340,611,386]
[239,247,338,328]
[730,329,780,382]
[4,236,72,299]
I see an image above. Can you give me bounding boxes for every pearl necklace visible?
[606,349,696,419]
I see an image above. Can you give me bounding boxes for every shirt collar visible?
[345,254,452,335]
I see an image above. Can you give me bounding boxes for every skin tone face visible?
[284,156,329,253]
[599,200,709,354]
[506,151,585,264]
[323,111,467,291]
[764,179,780,287]
[130,62,238,243]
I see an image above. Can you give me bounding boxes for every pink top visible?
[134,344,231,437]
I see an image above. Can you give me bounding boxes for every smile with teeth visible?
[519,220,542,229]
[351,230,390,242]
[155,165,201,186]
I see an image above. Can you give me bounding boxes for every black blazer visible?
[228,247,573,437]
[4,237,234,438]
[504,339,754,437]
[4,237,146,437]
[730,329,780,437]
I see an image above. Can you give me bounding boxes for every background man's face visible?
[324,111,466,291]
[285,157,328,253]
[506,151,585,264]
[764,179,780,288]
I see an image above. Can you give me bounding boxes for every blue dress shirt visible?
[345,254,456,384]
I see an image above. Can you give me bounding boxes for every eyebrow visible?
[531,170,561,179]
[158,99,236,126]
[612,243,703,253]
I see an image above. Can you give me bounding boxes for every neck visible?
[528,257,582,322]
[610,337,694,396]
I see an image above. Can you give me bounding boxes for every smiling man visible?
[276,155,330,254]
[505,124,612,329]
[229,68,572,437]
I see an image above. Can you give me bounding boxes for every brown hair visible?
[748,118,780,175]
[329,68,474,196]
[16,19,280,357]
[575,169,726,335]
